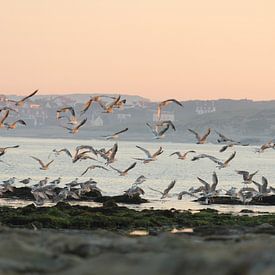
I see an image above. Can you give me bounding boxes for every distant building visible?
[195,101,216,115]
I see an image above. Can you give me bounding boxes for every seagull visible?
[237,189,258,204]
[0,145,19,157]
[19,178,32,185]
[98,95,122,113]
[219,142,249,153]
[75,145,99,157]
[255,140,275,153]
[80,95,105,115]
[156,120,176,131]
[156,99,183,121]
[81,165,109,176]
[102,128,128,140]
[110,162,137,176]
[3,177,16,185]
[191,153,214,161]
[7,90,38,107]
[51,148,72,158]
[252,176,272,195]
[63,118,87,134]
[37,177,50,187]
[72,152,97,163]
[170,150,196,160]
[55,186,80,202]
[5,119,26,129]
[30,156,54,170]
[224,187,238,198]
[235,170,258,185]
[149,180,176,199]
[208,151,237,169]
[113,98,127,109]
[0,110,10,128]
[146,122,172,139]
[215,130,236,143]
[188,128,211,144]
[0,106,18,113]
[56,106,78,125]
[134,145,163,163]
[133,175,147,185]
[192,152,236,169]
[100,143,118,164]
[71,146,100,163]
[124,185,145,197]
[49,177,62,185]
[197,171,219,195]
[178,190,199,200]
[65,178,79,188]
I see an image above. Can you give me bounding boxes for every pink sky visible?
[0,0,274,101]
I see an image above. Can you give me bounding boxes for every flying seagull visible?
[215,130,236,143]
[0,145,19,157]
[80,95,107,115]
[236,170,258,185]
[8,90,38,107]
[192,151,236,169]
[255,140,275,153]
[30,156,54,170]
[81,165,109,176]
[51,148,73,158]
[98,95,122,113]
[134,145,163,163]
[63,118,87,134]
[99,143,118,164]
[197,171,219,195]
[0,110,10,128]
[110,162,137,176]
[102,128,128,140]
[156,99,183,120]
[56,106,78,125]
[5,119,26,129]
[253,176,271,195]
[219,142,249,153]
[170,150,196,160]
[188,128,211,144]
[146,122,172,139]
[149,180,176,199]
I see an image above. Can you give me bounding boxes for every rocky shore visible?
[0,203,274,274]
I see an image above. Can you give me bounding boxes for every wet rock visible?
[3,187,34,200]
[251,195,275,205]
[240,209,254,213]
[196,196,242,205]
[94,194,148,204]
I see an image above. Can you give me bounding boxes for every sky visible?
[0,0,274,101]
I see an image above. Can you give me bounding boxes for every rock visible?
[240,209,254,213]
[94,194,148,204]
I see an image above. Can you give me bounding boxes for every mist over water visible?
[1,136,275,212]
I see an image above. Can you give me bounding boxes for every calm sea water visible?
[0,136,275,213]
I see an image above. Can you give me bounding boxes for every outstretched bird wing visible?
[136,145,152,158]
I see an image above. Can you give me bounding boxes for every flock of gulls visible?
[0,90,275,206]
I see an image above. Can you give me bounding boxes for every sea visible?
[0,136,275,213]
